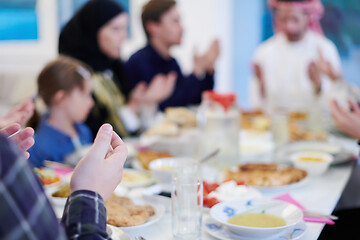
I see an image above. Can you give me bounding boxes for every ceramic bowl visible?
[210,199,303,238]
[290,151,333,176]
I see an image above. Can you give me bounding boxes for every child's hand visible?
[70,124,128,201]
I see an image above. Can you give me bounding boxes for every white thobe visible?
[249,31,348,114]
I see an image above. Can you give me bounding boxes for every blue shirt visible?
[125,43,214,111]
[29,115,93,168]
[0,134,109,240]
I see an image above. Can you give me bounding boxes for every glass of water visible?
[171,163,203,240]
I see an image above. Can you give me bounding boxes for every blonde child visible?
[29,56,94,167]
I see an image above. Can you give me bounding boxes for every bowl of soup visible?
[290,151,333,176]
[210,199,303,238]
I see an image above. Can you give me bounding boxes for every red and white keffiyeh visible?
[268,0,324,35]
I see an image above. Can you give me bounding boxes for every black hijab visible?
[59,0,125,73]
[59,0,133,137]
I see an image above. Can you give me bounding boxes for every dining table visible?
[123,162,353,240]
[50,130,359,240]
[120,131,359,240]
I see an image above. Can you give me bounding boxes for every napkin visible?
[44,161,73,176]
[274,193,335,225]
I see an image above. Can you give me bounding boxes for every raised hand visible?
[316,48,342,81]
[127,82,147,113]
[0,99,34,128]
[330,99,360,140]
[70,124,128,201]
[204,39,220,72]
[0,123,35,159]
[193,39,220,77]
[144,72,177,103]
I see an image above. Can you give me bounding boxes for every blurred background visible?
[0,0,359,112]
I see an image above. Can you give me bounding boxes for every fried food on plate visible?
[144,120,180,137]
[136,150,173,170]
[106,194,155,227]
[165,107,197,128]
[289,122,327,141]
[225,163,307,187]
[144,107,197,137]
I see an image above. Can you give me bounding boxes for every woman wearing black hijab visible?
[59,0,176,137]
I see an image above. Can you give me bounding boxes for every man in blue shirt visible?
[125,0,219,111]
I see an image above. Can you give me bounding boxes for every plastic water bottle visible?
[197,91,240,170]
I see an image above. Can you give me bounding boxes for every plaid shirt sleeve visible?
[0,135,110,240]
[61,190,110,240]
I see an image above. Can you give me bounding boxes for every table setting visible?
[40,97,359,240]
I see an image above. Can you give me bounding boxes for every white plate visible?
[142,184,172,211]
[115,201,165,231]
[222,165,309,193]
[113,185,129,196]
[281,141,342,155]
[118,168,155,188]
[204,217,306,240]
[252,175,309,193]
[106,225,131,240]
[279,140,353,165]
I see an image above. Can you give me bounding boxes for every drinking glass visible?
[171,164,203,240]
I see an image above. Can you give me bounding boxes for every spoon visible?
[200,148,220,164]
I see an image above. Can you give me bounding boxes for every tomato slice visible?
[204,197,220,208]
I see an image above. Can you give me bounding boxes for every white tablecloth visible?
[122,164,352,240]
[51,133,357,240]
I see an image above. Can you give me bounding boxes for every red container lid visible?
[203,90,237,111]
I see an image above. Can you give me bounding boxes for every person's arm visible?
[248,47,267,110]
[248,74,264,110]
[63,124,127,239]
[0,135,68,240]
[183,72,214,104]
[0,123,127,240]
[61,190,108,239]
[330,99,360,140]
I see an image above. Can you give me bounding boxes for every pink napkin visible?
[53,167,73,177]
[44,161,73,176]
[49,164,73,176]
[274,193,335,225]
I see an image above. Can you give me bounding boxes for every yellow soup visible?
[227,213,286,228]
[299,157,325,162]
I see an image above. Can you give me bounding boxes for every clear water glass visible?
[171,165,203,240]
